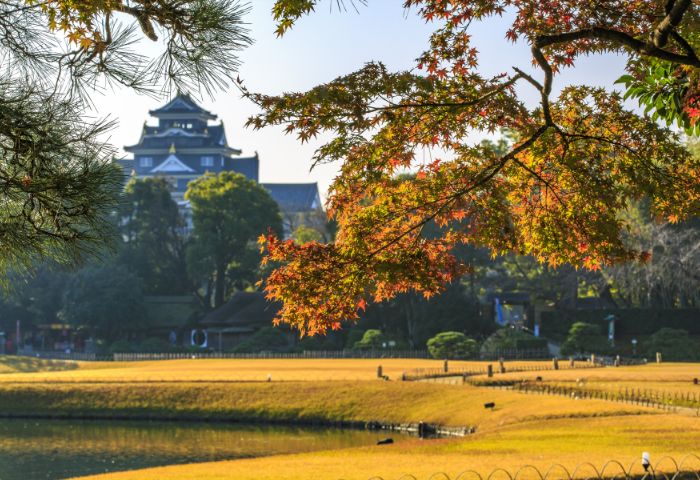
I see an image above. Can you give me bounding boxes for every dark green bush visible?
[138,337,175,353]
[541,309,700,337]
[353,329,384,350]
[480,328,547,356]
[230,327,291,353]
[645,328,698,361]
[427,332,478,359]
[107,339,136,354]
[560,322,609,356]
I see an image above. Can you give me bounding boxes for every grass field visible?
[74,414,700,480]
[0,357,698,479]
[0,358,552,383]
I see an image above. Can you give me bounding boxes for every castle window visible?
[139,157,153,167]
[201,156,214,167]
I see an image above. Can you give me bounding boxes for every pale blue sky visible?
[93,1,627,197]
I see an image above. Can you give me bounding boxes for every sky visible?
[90,0,628,198]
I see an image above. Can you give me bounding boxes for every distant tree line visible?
[1,142,698,354]
[0,172,284,349]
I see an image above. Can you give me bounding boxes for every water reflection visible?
[0,419,403,479]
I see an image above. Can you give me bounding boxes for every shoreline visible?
[0,411,474,438]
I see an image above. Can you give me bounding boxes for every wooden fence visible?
[112,350,431,361]
[402,358,604,381]
[512,381,700,411]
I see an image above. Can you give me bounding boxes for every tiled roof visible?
[225,156,258,183]
[126,125,233,151]
[262,183,321,212]
[200,292,280,327]
[149,94,216,119]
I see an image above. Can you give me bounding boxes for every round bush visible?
[646,328,697,361]
[560,322,608,356]
[427,331,478,359]
[480,328,546,357]
[353,329,384,350]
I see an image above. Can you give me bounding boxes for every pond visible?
[0,418,406,479]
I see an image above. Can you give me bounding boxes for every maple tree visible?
[246,0,700,336]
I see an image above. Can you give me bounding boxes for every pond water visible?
[0,418,405,479]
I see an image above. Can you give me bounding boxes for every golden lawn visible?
[0,357,553,383]
[74,415,700,480]
[0,357,697,480]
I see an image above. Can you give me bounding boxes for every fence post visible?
[487,364,493,378]
[444,359,449,373]
[377,365,383,379]
[552,358,559,370]
[656,352,662,363]
[498,358,505,374]
[569,357,575,368]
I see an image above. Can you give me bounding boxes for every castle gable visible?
[151,154,196,173]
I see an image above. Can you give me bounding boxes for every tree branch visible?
[652,0,692,49]
[535,27,700,67]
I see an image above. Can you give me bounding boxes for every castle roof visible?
[262,183,322,212]
[199,291,280,329]
[149,94,216,120]
[125,124,240,154]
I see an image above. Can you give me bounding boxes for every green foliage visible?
[480,328,548,357]
[291,224,324,243]
[353,329,383,350]
[427,331,478,359]
[617,61,698,136]
[357,281,490,349]
[107,339,136,355]
[230,327,291,353]
[541,309,700,337]
[560,322,608,356]
[185,172,283,308]
[343,329,366,350]
[138,337,177,353]
[645,328,698,361]
[120,178,189,295]
[0,85,123,278]
[60,264,146,343]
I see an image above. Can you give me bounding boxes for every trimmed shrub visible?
[230,327,291,353]
[541,309,700,337]
[560,322,608,356]
[480,328,548,356]
[427,332,478,359]
[353,329,384,350]
[645,328,697,361]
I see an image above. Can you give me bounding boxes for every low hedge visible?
[540,309,700,337]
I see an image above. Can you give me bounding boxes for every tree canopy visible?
[0,0,251,275]
[250,0,700,336]
[119,177,189,295]
[185,172,283,308]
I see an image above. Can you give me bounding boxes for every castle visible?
[117,94,324,233]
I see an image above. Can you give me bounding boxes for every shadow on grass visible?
[0,355,79,373]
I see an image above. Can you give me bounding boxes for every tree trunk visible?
[214,260,226,308]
